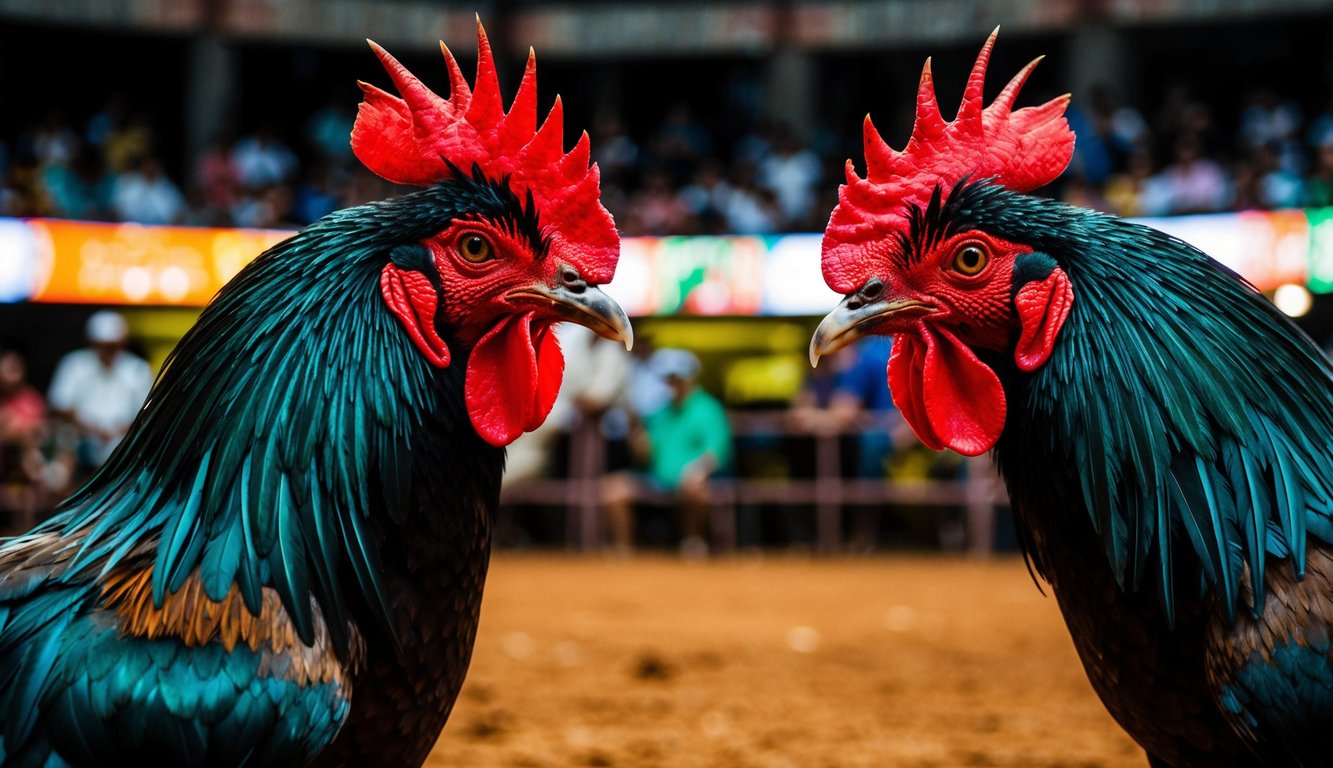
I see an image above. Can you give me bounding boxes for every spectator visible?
[47,311,153,477]
[193,131,243,225]
[1239,86,1304,175]
[757,125,822,228]
[591,109,640,189]
[304,94,357,166]
[825,337,914,550]
[0,349,58,531]
[26,110,80,170]
[1155,135,1230,214]
[650,102,712,182]
[1306,138,1333,209]
[111,153,188,225]
[232,123,299,190]
[503,323,632,488]
[292,161,342,226]
[2,144,53,217]
[1255,141,1305,209]
[99,111,155,176]
[603,348,732,557]
[721,161,782,235]
[625,167,690,235]
[232,182,297,229]
[41,144,115,221]
[1104,146,1165,217]
[678,158,733,235]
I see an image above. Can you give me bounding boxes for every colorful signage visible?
[2,208,1332,314]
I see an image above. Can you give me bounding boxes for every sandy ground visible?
[426,554,1146,767]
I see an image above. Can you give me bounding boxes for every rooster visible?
[0,22,630,766]
[809,30,1333,766]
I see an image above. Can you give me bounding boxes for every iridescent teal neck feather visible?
[38,181,511,659]
[957,183,1333,624]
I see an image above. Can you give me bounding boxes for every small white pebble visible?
[501,631,535,659]
[564,725,593,748]
[786,626,820,653]
[551,641,582,668]
[700,710,731,738]
[884,605,916,632]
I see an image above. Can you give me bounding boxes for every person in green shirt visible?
[603,348,732,556]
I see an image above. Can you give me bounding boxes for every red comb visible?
[821,29,1074,293]
[353,20,618,282]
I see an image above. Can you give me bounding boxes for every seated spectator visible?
[42,144,115,221]
[757,125,822,227]
[722,161,782,235]
[591,109,640,189]
[47,311,153,480]
[0,348,59,532]
[1104,146,1166,217]
[232,123,299,190]
[1306,138,1333,209]
[503,323,631,488]
[602,349,732,557]
[678,159,733,235]
[625,168,690,236]
[1155,135,1230,214]
[193,131,243,225]
[111,153,187,225]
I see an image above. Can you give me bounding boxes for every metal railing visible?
[499,409,1010,554]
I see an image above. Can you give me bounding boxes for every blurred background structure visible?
[2,0,1332,553]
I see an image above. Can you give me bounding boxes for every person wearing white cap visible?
[47,310,153,474]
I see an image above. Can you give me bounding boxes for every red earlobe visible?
[381,263,451,368]
[1013,267,1073,372]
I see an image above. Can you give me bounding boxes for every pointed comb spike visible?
[353,24,618,284]
[957,27,998,131]
[468,19,505,130]
[527,94,566,165]
[560,130,591,181]
[369,40,446,135]
[504,48,540,140]
[911,58,947,143]
[821,30,1075,296]
[844,158,862,185]
[862,115,898,178]
[369,40,438,110]
[992,56,1042,116]
[440,40,473,111]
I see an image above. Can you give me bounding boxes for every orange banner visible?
[27,219,290,305]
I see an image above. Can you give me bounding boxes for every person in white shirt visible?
[47,310,153,473]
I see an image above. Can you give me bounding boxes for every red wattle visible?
[887,326,1006,457]
[381,264,450,368]
[888,335,944,450]
[465,313,565,446]
[1014,267,1073,372]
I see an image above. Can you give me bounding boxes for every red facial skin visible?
[425,220,557,345]
[843,229,1071,457]
[884,230,1029,351]
[380,220,582,448]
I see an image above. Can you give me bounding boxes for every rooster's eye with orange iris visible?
[952,244,988,276]
[459,234,493,263]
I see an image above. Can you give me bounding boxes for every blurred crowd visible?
[0,310,152,533]
[4,83,1331,236]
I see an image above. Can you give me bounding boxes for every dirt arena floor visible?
[427,554,1146,767]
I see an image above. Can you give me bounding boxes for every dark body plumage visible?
[942,182,1333,765]
[0,178,526,766]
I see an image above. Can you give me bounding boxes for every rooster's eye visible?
[459,234,493,263]
[952,244,988,276]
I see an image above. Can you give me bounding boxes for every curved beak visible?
[507,283,634,351]
[809,294,934,367]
